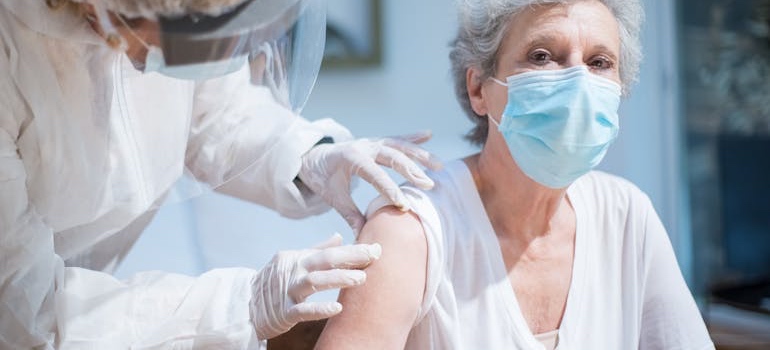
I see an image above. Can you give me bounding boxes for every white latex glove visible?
[298,131,443,234]
[250,233,381,340]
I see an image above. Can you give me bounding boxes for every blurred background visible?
[115,0,770,348]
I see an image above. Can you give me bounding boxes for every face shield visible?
[100,0,329,210]
[143,0,326,112]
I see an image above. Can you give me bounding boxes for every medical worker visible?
[0,0,441,348]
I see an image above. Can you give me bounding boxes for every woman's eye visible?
[589,56,614,70]
[529,50,552,65]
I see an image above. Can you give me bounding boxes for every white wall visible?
[117,0,692,287]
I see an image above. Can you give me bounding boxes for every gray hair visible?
[450,0,644,146]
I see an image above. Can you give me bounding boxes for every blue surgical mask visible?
[488,66,621,188]
[143,45,247,81]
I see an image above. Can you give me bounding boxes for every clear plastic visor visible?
[130,0,326,112]
[131,0,327,210]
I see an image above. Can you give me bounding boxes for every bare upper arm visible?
[315,205,428,350]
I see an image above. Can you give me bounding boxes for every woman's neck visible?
[466,143,573,244]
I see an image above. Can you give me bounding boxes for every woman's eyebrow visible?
[589,44,618,61]
[522,33,562,49]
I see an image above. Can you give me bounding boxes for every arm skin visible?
[315,206,428,350]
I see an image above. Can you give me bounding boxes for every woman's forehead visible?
[504,1,620,48]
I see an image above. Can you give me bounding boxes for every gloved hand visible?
[298,131,443,234]
[250,233,381,340]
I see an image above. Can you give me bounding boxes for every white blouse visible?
[366,160,714,350]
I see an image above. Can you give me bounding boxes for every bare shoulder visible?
[355,205,428,304]
[358,205,426,245]
[315,205,428,349]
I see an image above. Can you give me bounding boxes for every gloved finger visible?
[389,130,433,145]
[303,243,382,271]
[382,137,443,171]
[375,145,435,190]
[328,191,366,235]
[350,155,410,211]
[285,302,343,325]
[312,232,344,250]
[289,269,367,302]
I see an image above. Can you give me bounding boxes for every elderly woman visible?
[315,0,714,349]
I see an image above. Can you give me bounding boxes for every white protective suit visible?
[0,1,353,348]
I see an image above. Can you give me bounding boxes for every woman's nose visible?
[562,52,586,69]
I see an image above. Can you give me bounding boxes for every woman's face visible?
[473,0,622,120]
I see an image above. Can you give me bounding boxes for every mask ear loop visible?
[486,76,507,128]
[487,114,501,128]
[114,14,152,50]
[489,77,508,87]
[112,14,158,71]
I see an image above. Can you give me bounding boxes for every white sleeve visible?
[0,129,265,349]
[0,9,269,347]
[638,196,714,350]
[187,70,353,219]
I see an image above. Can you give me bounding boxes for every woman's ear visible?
[466,67,488,117]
